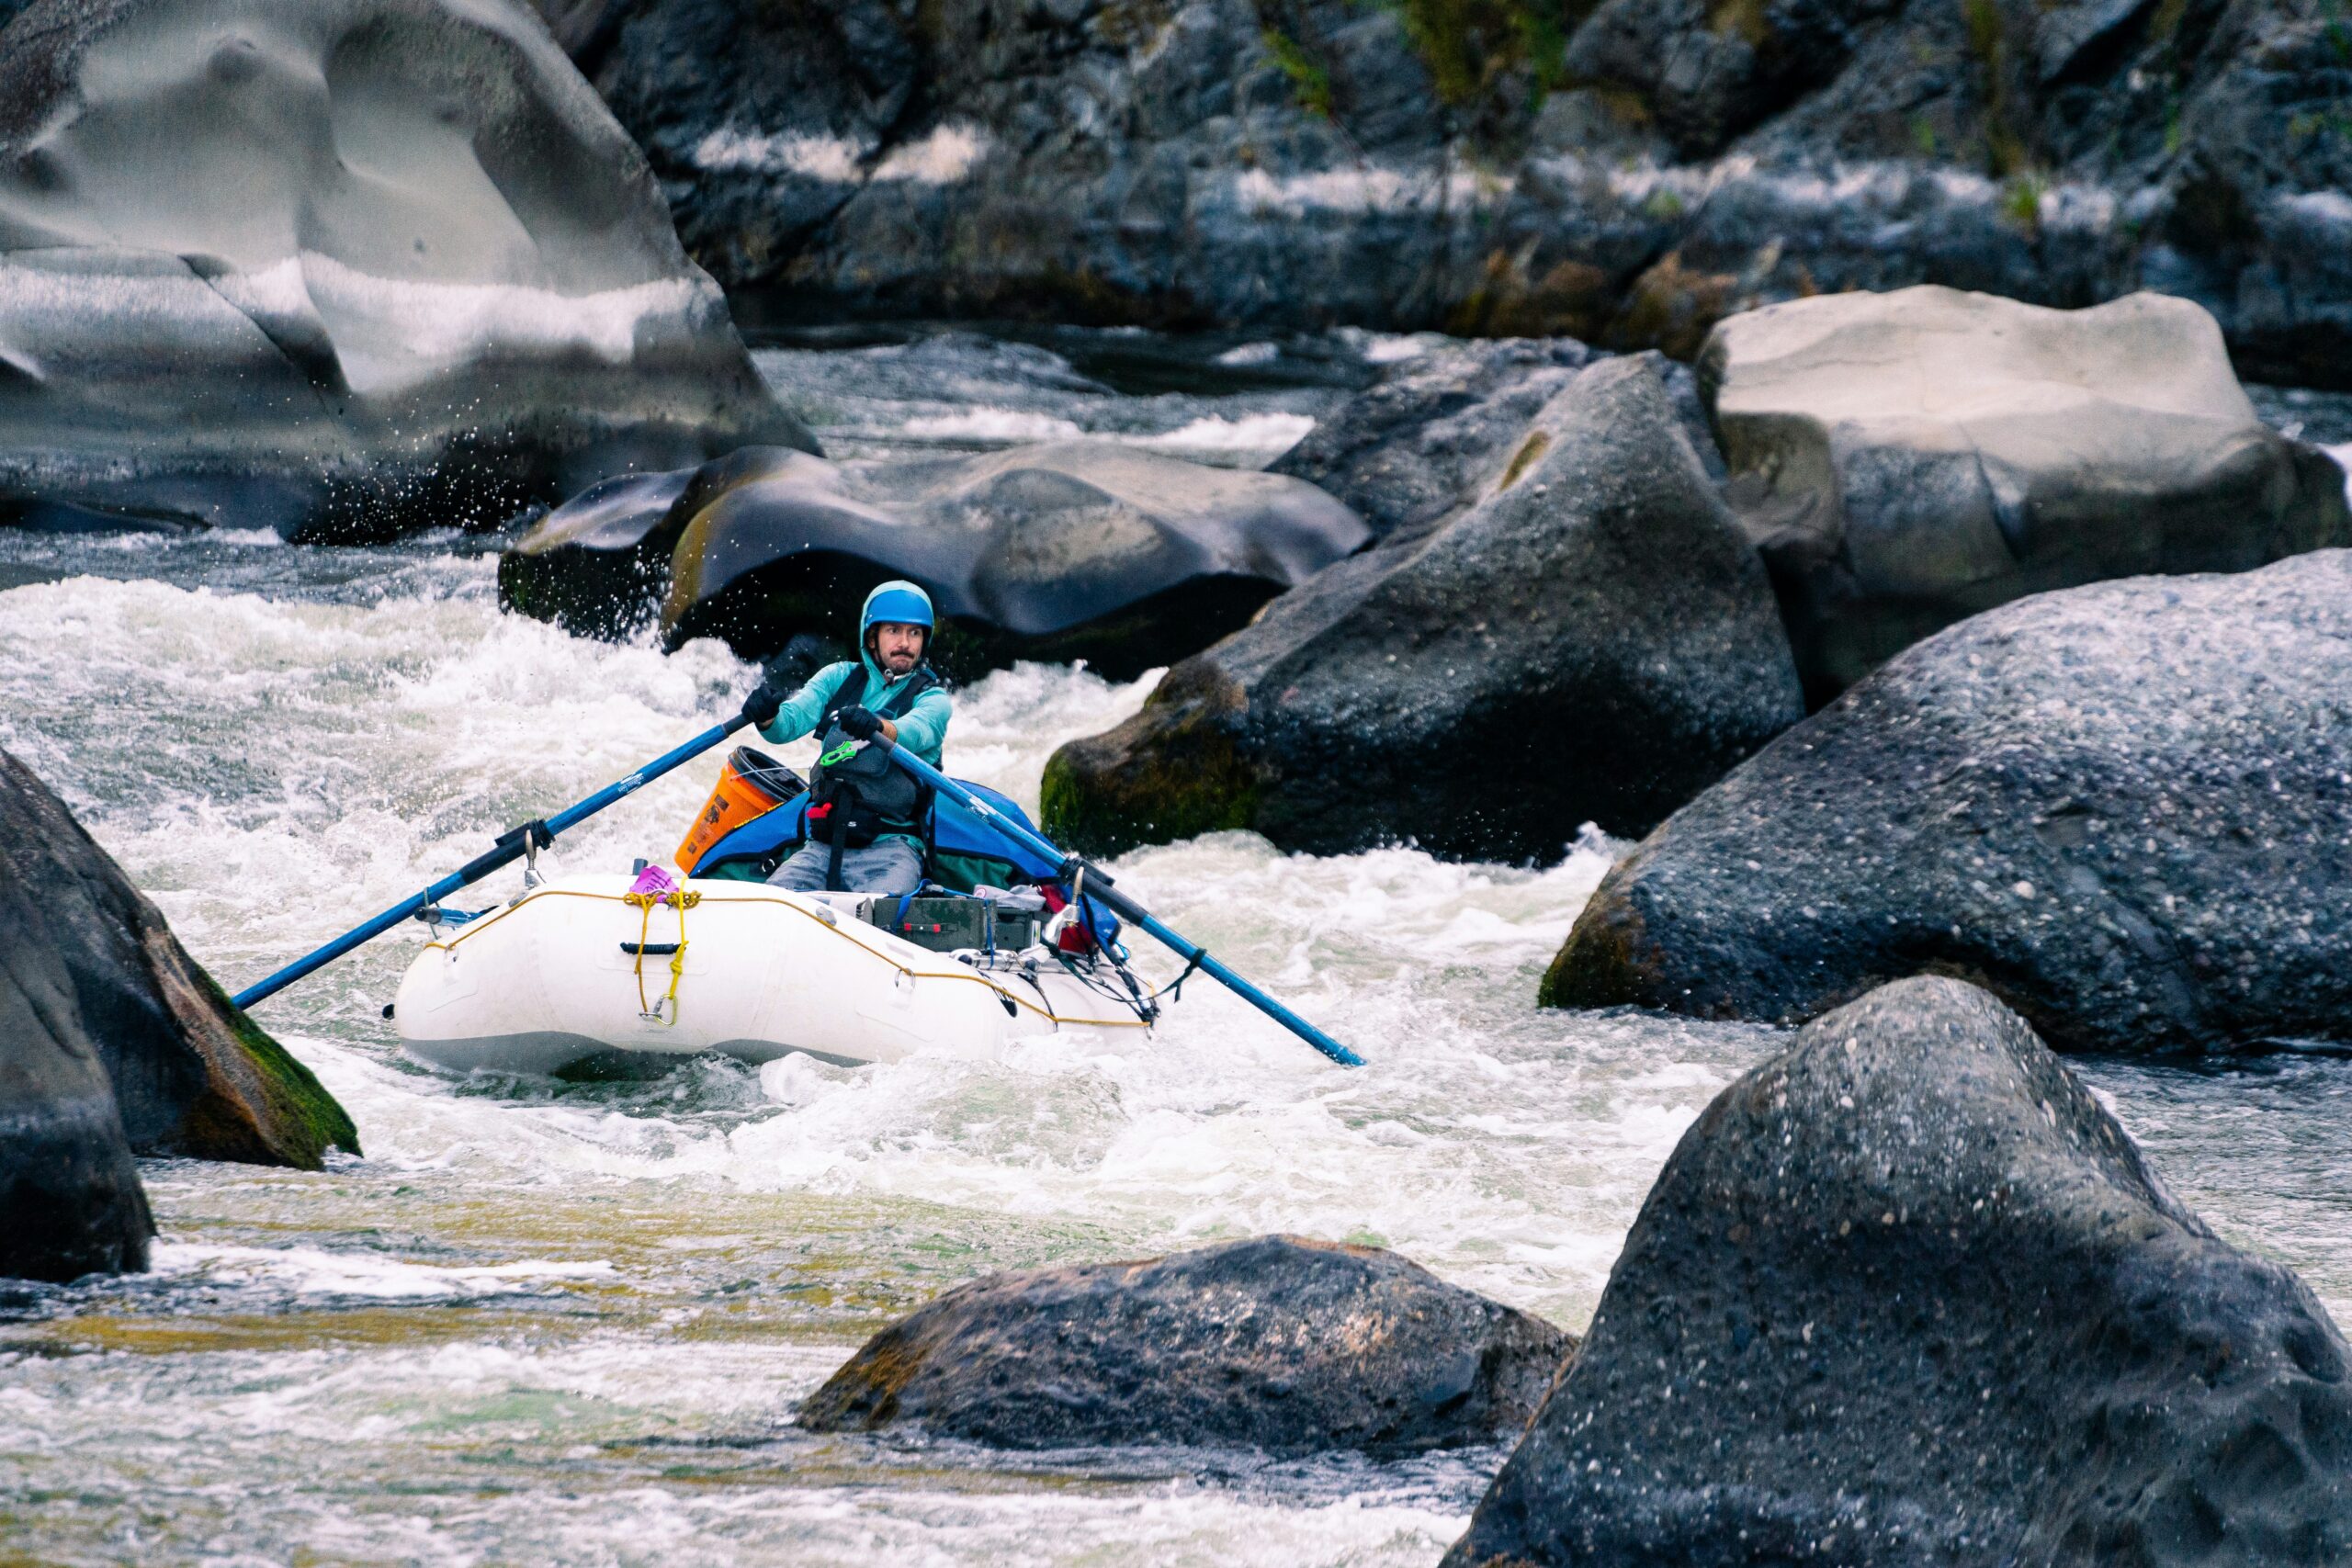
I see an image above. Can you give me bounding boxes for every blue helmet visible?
[861,580,934,640]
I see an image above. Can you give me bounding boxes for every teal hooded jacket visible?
[756,582,952,847]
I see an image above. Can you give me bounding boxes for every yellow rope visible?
[622,888,700,1024]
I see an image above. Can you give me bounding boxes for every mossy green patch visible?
[1039,661,1262,858]
[195,965,360,1166]
[1384,0,1583,112]
[1261,27,1335,118]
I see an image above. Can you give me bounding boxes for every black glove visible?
[837,705,882,741]
[739,677,786,728]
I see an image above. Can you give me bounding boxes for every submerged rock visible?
[1546,550,2352,1056]
[0,0,807,541]
[500,442,1368,679]
[797,1235,1571,1455]
[0,750,356,1169]
[1041,356,1803,863]
[1703,287,2352,699]
[1448,977,2352,1567]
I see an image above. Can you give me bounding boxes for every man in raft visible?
[738,580,952,896]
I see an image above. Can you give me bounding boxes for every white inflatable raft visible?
[393,873,1155,1075]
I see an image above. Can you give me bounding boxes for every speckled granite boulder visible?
[1449,977,2352,1567]
[1546,549,2352,1056]
[798,1235,1571,1456]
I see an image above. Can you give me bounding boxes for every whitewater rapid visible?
[2,330,2347,1564]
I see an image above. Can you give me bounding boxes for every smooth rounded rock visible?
[1042,355,1804,863]
[797,1235,1572,1456]
[1448,976,2352,1567]
[0,0,808,540]
[1546,549,2352,1056]
[0,749,357,1170]
[1701,287,2352,699]
[501,441,1369,679]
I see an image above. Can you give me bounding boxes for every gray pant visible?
[766,838,924,895]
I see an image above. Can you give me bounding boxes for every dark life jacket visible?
[805,663,942,855]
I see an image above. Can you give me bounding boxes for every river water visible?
[0,329,2347,1565]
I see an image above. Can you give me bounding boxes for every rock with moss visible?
[1702,286,2352,700]
[1448,976,2352,1567]
[797,1234,1572,1455]
[0,750,356,1169]
[1042,355,1803,863]
[1545,549,2352,1056]
[500,442,1368,680]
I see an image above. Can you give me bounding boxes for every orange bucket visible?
[675,746,802,874]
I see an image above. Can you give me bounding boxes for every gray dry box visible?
[863,895,1040,953]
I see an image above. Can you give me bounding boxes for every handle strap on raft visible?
[624,887,700,1024]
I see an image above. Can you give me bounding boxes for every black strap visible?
[825,801,849,892]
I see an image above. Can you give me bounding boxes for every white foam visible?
[1362,333,1442,364]
[1127,412,1317,457]
[1213,342,1280,367]
[151,1242,616,1300]
[2329,444,2352,509]
[899,408,1086,443]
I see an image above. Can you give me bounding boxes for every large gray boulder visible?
[0,0,808,540]
[1449,977,2352,1567]
[797,1235,1571,1456]
[1267,338,1602,542]
[1702,287,2351,698]
[0,750,356,1170]
[1546,550,2352,1056]
[499,441,1368,679]
[1041,355,1804,864]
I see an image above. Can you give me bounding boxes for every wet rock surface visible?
[1041,355,1803,863]
[0,0,807,540]
[500,441,1367,679]
[1448,976,2352,1568]
[1267,338,1603,542]
[555,0,2352,385]
[1703,287,2352,700]
[797,1234,1572,1456]
[0,764,153,1280]
[1547,549,2352,1056]
[0,750,356,1170]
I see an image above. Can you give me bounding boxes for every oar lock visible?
[499,818,556,896]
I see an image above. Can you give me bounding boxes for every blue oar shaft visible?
[881,742,1363,1067]
[232,716,749,1010]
